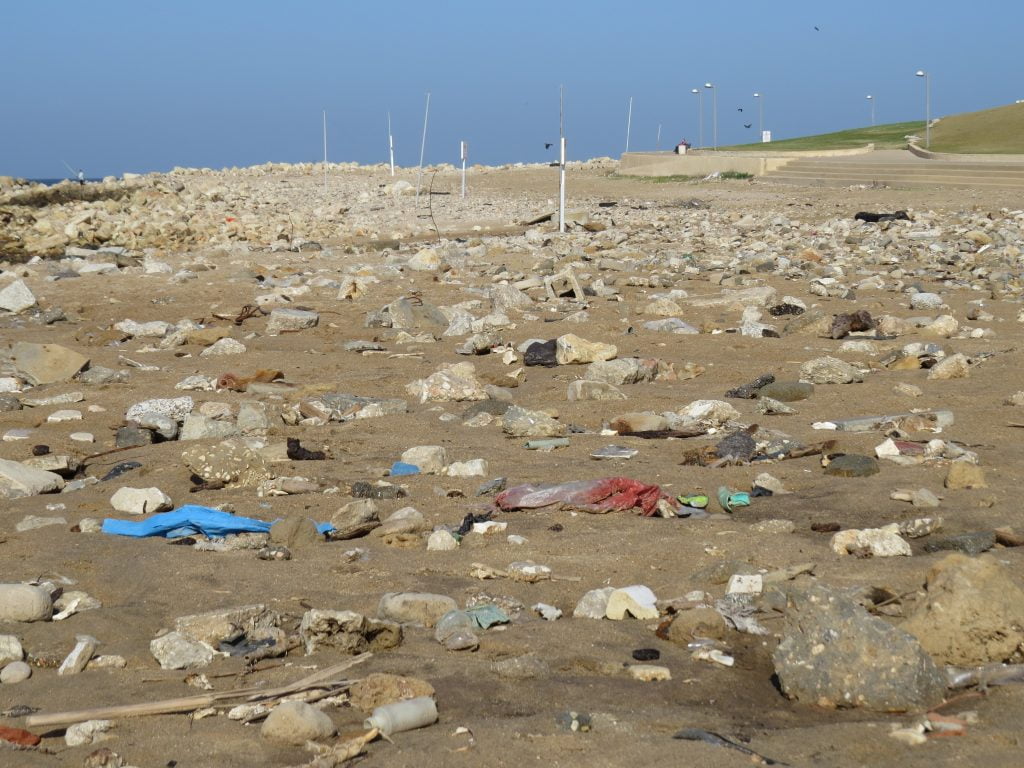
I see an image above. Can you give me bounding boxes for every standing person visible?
[77,169,85,186]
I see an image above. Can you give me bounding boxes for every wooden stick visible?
[26,653,371,728]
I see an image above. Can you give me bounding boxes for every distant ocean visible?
[27,178,104,186]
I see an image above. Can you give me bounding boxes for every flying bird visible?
[744,123,752,129]
[544,143,554,150]
[814,25,820,31]
[737,108,743,112]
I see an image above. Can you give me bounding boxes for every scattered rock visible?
[261,701,335,746]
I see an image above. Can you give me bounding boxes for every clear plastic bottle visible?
[364,696,438,736]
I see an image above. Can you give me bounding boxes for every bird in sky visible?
[737,108,743,112]
[744,123,752,129]
[544,143,553,150]
[814,25,820,31]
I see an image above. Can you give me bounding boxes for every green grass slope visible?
[720,121,924,151]
[929,102,1024,154]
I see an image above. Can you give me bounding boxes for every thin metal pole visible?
[625,96,632,153]
[656,123,661,151]
[925,74,931,148]
[712,87,718,150]
[460,141,467,199]
[693,89,703,148]
[558,85,566,234]
[387,112,395,176]
[415,92,430,204]
[322,110,328,193]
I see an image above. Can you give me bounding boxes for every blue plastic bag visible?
[102,505,333,539]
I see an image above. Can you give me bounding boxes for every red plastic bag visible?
[495,477,669,515]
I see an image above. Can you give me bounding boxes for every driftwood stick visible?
[26,653,371,728]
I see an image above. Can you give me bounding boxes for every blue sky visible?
[2,1,1019,178]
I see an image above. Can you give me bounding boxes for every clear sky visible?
[2,1,1020,178]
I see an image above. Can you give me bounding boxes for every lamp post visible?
[705,82,717,150]
[753,92,764,138]
[915,70,930,148]
[691,88,703,148]
[866,95,874,126]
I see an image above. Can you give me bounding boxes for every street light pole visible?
[753,92,763,138]
[915,70,930,148]
[705,83,717,149]
[691,88,703,148]
[866,95,874,126]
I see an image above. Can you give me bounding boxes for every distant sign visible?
[761,130,772,144]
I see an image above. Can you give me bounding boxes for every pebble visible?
[0,583,53,622]
[0,661,32,684]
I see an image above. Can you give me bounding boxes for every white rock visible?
[445,459,488,477]
[126,397,193,422]
[200,337,247,356]
[110,486,173,515]
[427,530,459,551]
[629,664,672,682]
[727,574,764,595]
[0,458,65,499]
[114,319,171,338]
[400,445,448,475]
[47,409,82,423]
[0,280,37,313]
[1,661,32,683]
[150,631,216,669]
[65,719,112,747]
[573,587,615,619]
[831,524,911,557]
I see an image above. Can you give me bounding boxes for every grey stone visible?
[800,356,863,385]
[0,394,21,412]
[773,584,946,712]
[824,454,879,478]
[406,362,487,403]
[261,701,335,746]
[115,426,154,448]
[236,402,270,432]
[266,308,319,335]
[0,584,53,622]
[758,380,814,402]
[133,412,179,439]
[573,587,615,619]
[15,515,67,531]
[910,292,944,310]
[502,405,566,438]
[0,458,65,499]
[378,592,458,628]
[923,531,997,556]
[400,445,448,475]
[567,380,627,401]
[179,413,240,441]
[11,342,89,386]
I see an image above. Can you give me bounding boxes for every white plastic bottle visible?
[364,696,438,736]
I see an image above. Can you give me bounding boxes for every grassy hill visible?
[720,121,924,151]
[719,102,1024,154]
[929,102,1024,153]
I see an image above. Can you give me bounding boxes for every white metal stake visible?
[387,112,395,176]
[322,110,328,193]
[460,140,467,198]
[558,86,566,234]
[656,123,661,151]
[625,96,632,153]
[415,92,431,205]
